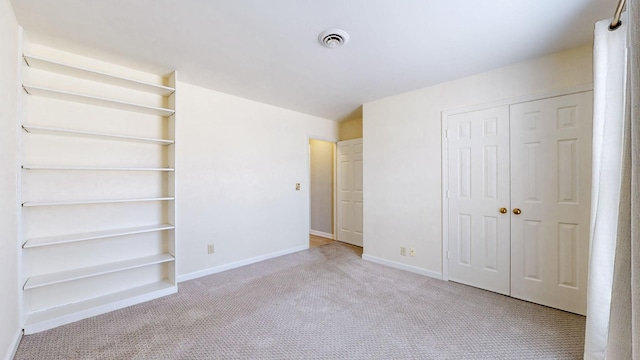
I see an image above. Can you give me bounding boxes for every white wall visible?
[309,139,333,235]
[363,44,594,276]
[175,82,338,279]
[9,37,338,330]
[0,0,22,358]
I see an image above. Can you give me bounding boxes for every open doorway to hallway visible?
[309,139,335,248]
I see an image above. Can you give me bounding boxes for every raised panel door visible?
[337,139,363,247]
[509,92,593,315]
[447,106,511,295]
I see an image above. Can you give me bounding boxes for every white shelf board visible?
[22,125,174,145]
[24,55,175,96]
[24,281,177,334]
[22,197,174,207]
[24,253,174,290]
[22,165,174,172]
[23,223,175,248]
[23,85,175,117]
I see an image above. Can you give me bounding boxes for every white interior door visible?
[509,92,593,315]
[337,139,363,247]
[447,106,511,295]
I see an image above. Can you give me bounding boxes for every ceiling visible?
[10,0,613,121]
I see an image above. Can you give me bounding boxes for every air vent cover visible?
[318,29,350,49]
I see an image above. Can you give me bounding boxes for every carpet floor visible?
[15,242,586,359]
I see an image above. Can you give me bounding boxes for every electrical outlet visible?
[409,247,416,257]
[400,246,406,256]
[207,244,215,254]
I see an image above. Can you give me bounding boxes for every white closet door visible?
[509,92,593,315]
[447,106,511,295]
[337,139,363,247]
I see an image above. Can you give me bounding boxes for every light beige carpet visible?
[15,242,585,359]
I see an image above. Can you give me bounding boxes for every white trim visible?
[441,114,450,281]
[440,85,594,283]
[23,283,176,334]
[177,245,308,283]
[306,134,338,143]
[5,330,22,360]
[307,136,338,248]
[332,141,337,244]
[440,84,593,117]
[362,254,443,280]
[309,230,334,239]
[16,26,26,332]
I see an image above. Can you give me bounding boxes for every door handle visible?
[499,207,508,214]
[513,208,522,215]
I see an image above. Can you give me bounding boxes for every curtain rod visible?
[609,0,626,30]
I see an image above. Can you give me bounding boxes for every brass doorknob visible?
[513,208,522,215]
[499,207,508,214]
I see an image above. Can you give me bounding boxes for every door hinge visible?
[446,129,452,138]
[446,250,450,260]
[446,190,451,198]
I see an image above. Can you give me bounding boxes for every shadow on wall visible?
[339,106,363,141]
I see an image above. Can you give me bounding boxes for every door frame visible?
[440,84,593,281]
[307,136,338,246]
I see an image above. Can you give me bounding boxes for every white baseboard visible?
[309,230,334,239]
[23,284,177,334]
[177,245,309,283]
[5,329,22,360]
[362,254,443,280]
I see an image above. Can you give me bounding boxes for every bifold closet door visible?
[447,106,511,296]
[509,92,593,315]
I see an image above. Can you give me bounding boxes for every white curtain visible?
[585,1,639,358]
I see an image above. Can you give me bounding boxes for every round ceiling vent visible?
[318,29,350,49]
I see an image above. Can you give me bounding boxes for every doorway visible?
[309,139,336,248]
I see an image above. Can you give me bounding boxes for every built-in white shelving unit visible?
[23,55,175,96]
[22,125,175,145]
[20,51,177,334]
[23,223,175,248]
[22,85,175,117]
[24,281,176,333]
[22,166,175,171]
[24,254,175,290]
[22,197,176,207]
